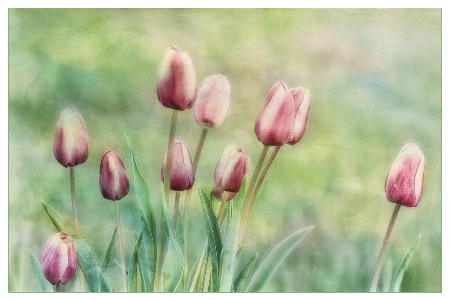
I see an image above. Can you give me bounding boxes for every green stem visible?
[55,282,61,292]
[370,204,401,292]
[69,167,79,231]
[172,192,181,233]
[183,128,209,223]
[164,110,179,204]
[183,127,209,283]
[217,192,228,224]
[70,167,86,291]
[115,202,127,292]
[247,146,281,217]
[193,128,209,172]
[239,145,270,241]
[244,145,269,205]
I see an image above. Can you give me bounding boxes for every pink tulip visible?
[100,150,130,201]
[194,74,231,127]
[255,81,295,146]
[53,108,89,167]
[288,87,311,145]
[214,144,249,193]
[161,140,195,191]
[42,232,77,285]
[385,143,425,207]
[157,46,197,111]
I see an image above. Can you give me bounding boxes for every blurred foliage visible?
[9,8,441,292]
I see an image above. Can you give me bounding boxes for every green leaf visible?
[198,249,212,292]
[41,200,80,239]
[101,225,117,271]
[128,231,143,292]
[391,234,421,292]
[187,242,208,292]
[41,200,103,292]
[140,217,155,291]
[75,238,101,292]
[28,250,53,292]
[138,230,152,292]
[199,188,222,291]
[99,272,114,292]
[160,187,184,292]
[246,225,314,292]
[175,207,185,250]
[219,182,245,292]
[236,244,246,260]
[126,136,158,273]
[233,252,259,292]
[161,236,184,292]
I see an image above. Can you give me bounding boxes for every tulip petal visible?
[60,234,77,285]
[414,157,425,202]
[214,144,235,185]
[288,88,311,145]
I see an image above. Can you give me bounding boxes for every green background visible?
[9,8,441,292]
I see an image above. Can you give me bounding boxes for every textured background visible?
[8,8,441,292]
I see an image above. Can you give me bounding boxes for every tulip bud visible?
[100,150,130,201]
[161,140,195,191]
[157,46,197,111]
[194,74,231,127]
[53,108,89,167]
[385,143,425,207]
[42,232,77,285]
[288,87,310,145]
[212,184,237,201]
[214,144,249,193]
[255,81,295,146]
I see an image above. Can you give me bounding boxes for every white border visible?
[2,1,446,299]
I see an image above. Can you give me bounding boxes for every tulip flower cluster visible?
[51,108,131,290]
[40,45,426,294]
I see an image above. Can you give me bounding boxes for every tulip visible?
[161,140,195,191]
[385,143,425,207]
[100,150,130,201]
[100,151,130,290]
[255,81,295,146]
[194,74,231,127]
[53,108,89,167]
[157,46,197,111]
[370,143,426,292]
[42,232,77,285]
[214,144,249,193]
[288,87,311,145]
